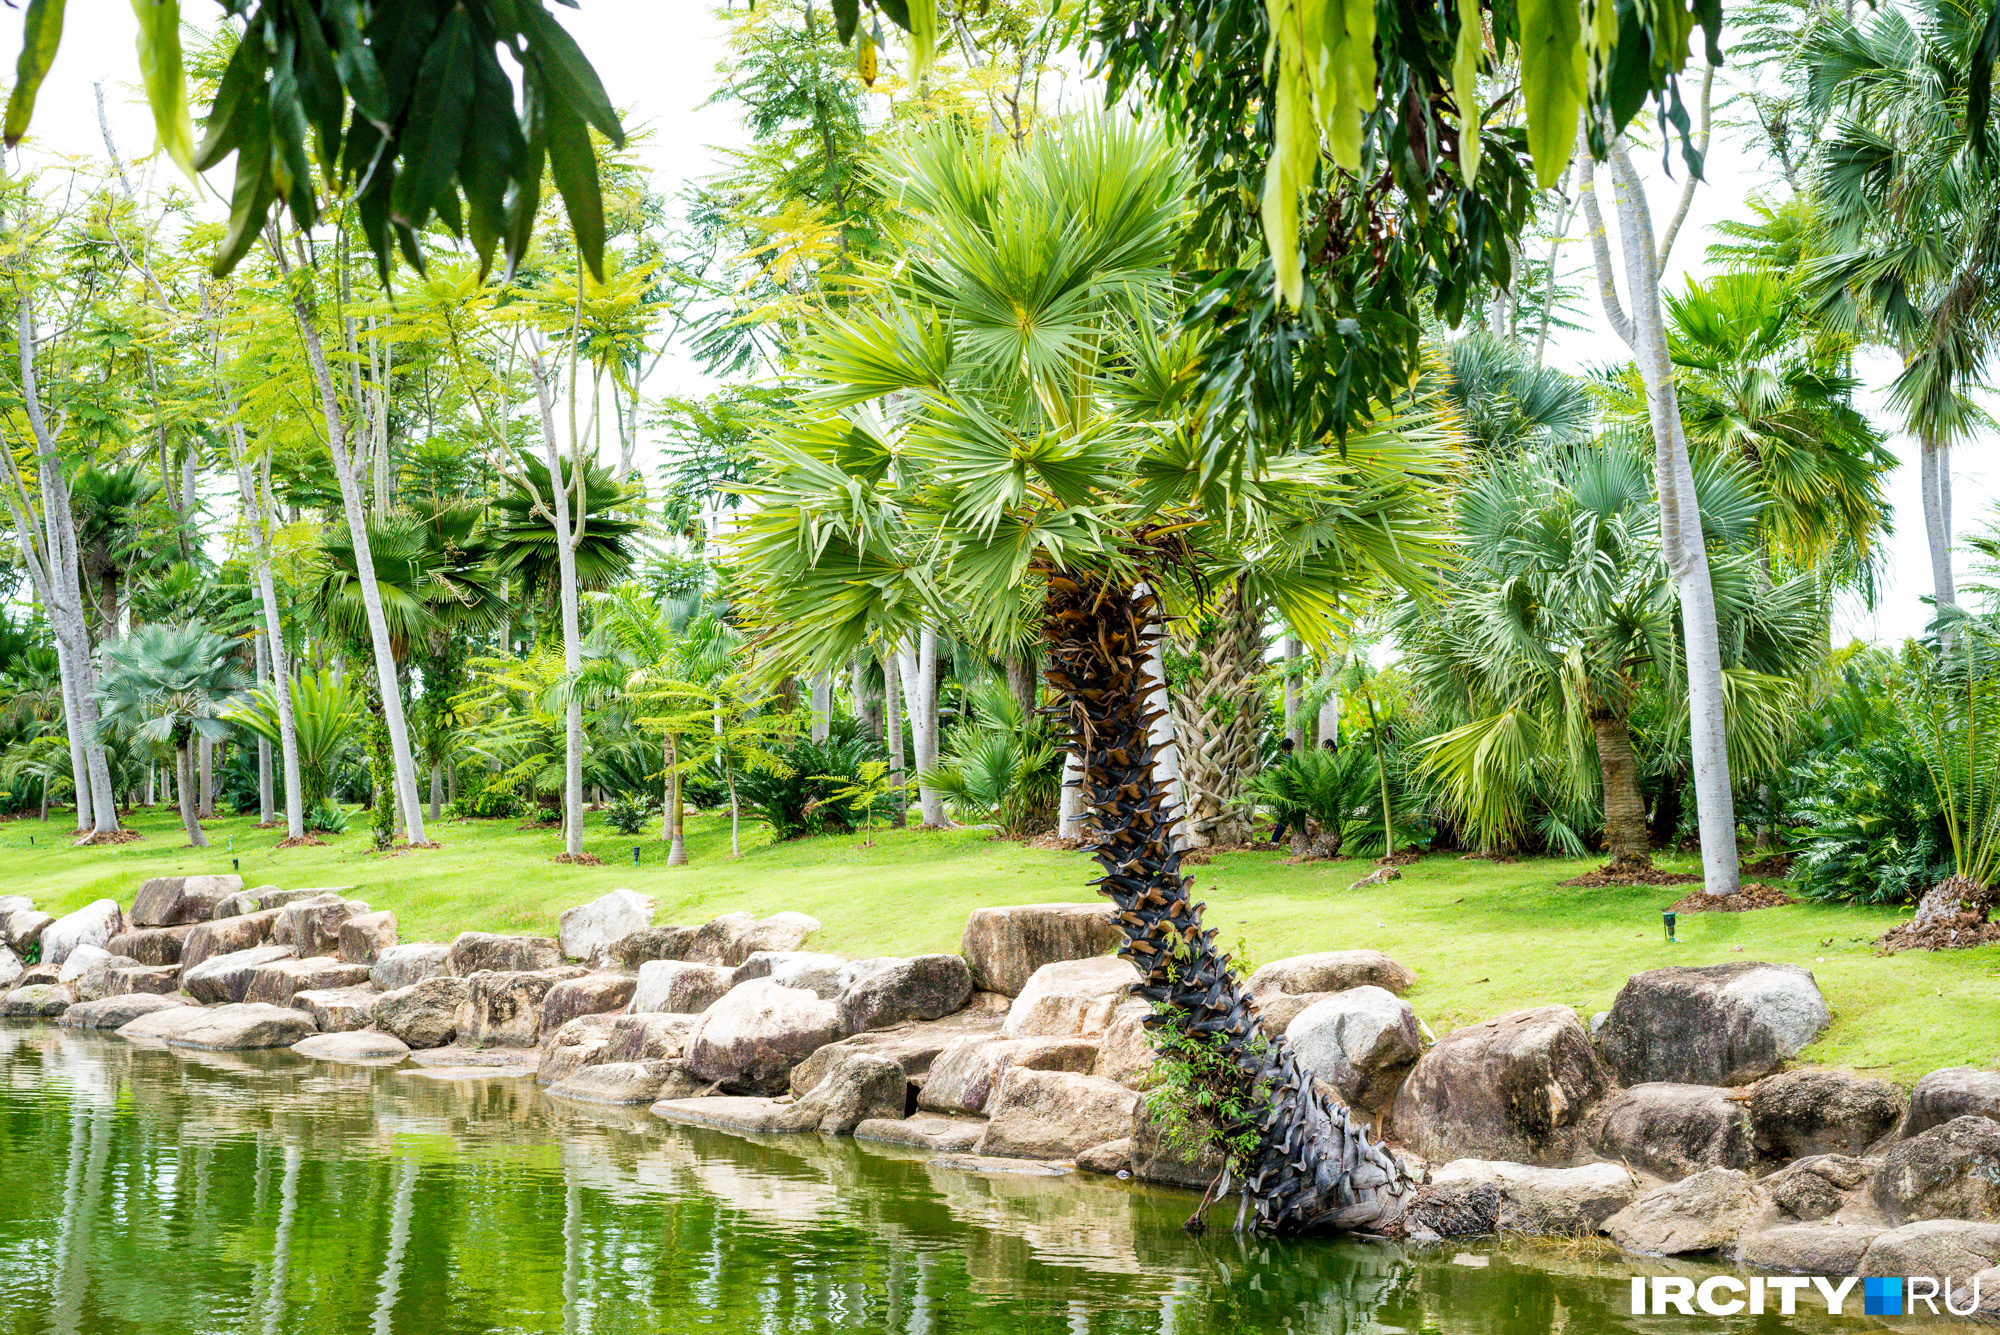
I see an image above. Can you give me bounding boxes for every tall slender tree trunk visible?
[900,631,947,827]
[176,742,207,847]
[231,436,305,840]
[1921,433,1956,617]
[50,636,94,833]
[1592,712,1650,867]
[809,675,832,743]
[198,736,214,819]
[1316,657,1341,749]
[666,737,688,866]
[851,656,879,741]
[269,235,426,844]
[1282,637,1305,749]
[881,646,907,828]
[529,359,586,859]
[254,632,275,826]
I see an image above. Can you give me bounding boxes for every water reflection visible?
[0,1022,1912,1333]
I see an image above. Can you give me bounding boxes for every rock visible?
[70,953,145,1003]
[292,986,382,1033]
[0,895,29,916]
[1749,1068,1902,1162]
[1904,1067,2000,1138]
[787,1012,1004,1097]
[1736,1223,1885,1273]
[215,885,340,918]
[165,1002,318,1050]
[631,960,736,1015]
[183,945,297,1004]
[928,1155,1075,1178]
[1602,1169,1758,1256]
[373,976,472,1049]
[1763,1154,1874,1222]
[103,965,179,996]
[610,925,699,970]
[0,944,19,990]
[2,906,53,953]
[736,951,848,999]
[685,910,822,967]
[15,965,58,988]
[919,1035,1101,1115]
[39,899,126,968]
[1252,990,1344,1038]
[1092,1003,1156,1089]
[975,1068,1141,1160]
[683,980,848,1095]
[0,984,73,1018]
[550,1059,703,1105]
[57,943,116,985]
[212,886,274,918]
[602,1013,698,1065]
[1856,1220,2000,1279]
[178,910,282,975]
[1129,1100,1224,1190]
[1392,1006,1610,1167]
[131,874,242,927]
[1597,962,1831,1087]
[272,893,369,958]
[960,902,1122,997]
[116,1006,220,1042]
[293,1031,411,1063]
[337,911,399,965]
[837,955,973,1033]
[558,888,656,964]
[1430,1160,1640,1235]
[855,1117,988,1152]
[538,1013,623,1086]
[104,925,197,967]
[1244,949,1418,999]
[1872,1115,2000,1223]
[540,973,637,1038]
[243,957,372,1006]
[443,931,561,978]
[1587,1083,1754,1180]
[59,993,196,1029]
[370,943,451,991]
[1403,1182,1502,1237]
[1002,957,1141,1039]
[769,1052,908,1133]
[1077,1139,1132,1175]
[650,1095,793,1134]
[457,967,587,1048]
[1285,985,1423,1112]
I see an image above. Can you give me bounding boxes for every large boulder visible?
[1092,1003,1156,1089]
[443,932,562,977]
[272,894,369,958]
[1597,962,1831,1087]
[632,961,736,1015]
[291,986,381,1033]
[68,952,146,1003]
[682,980,847,1094]
[1429,1159,1641,1235]
[103,965,179,997]
[1749,1068,1902,1162]
[1284,985,1423,1112]
[183,944,297,1004]
[39,899,126,967]
[1,983,74,1018]
[1872,1116,2000,1224]
[293,1031,411,1063]
[732,951,847,999]
[457,967,587,1048]
[57,943,116,985]
[558,888,655,964]
[1904,1068,2000,1139]
[959,903,1121,998]
[786,1012,1005,1097]
[370,943,451,991]
[0,944,20,990]
[1245,949,1417,1000]
[1856,1221,2000,1280]
[540,973,637,1038]
[373,976,472,1049]
[1587,1083,1754,1180]
[1129,1101,1225,1190]
[768,1052,908,1133]
[686,911,822,967]
[164,1002,318,1050]
[178,910,282,975]
[1601,1168,1759,1256]
[2,905,53,953]
[549,1059,703,1106]
[243,956,371,1007]
[59,993,196,1029]
[104,925,197,967]
[130,874,241,927]
[919,1036,1100,1115]
[1392,1006,1610,1167]
[1002,957,1141,1039]
[602,1012,698,1065]
[538,1013,623,1086]
[837,955,973,1033]
[1761,1154,1874,1223]
[338,911,399,965]
[975,1068,1141,1159]
[1736,1223,1886,1274]
[610,925,699,970]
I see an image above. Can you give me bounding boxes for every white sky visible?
[4,1,1981,647]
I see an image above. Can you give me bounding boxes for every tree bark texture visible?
[530,360,586,860]
[1169,580,1265,848]
[881,646,907,828]
[1592,712,1651,867]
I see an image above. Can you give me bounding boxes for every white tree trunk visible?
[1058,751,1087,840]
[809,675,832,743]
[230,433,306,839]
[530,360,587,859]
[50,636,93,832]
[1316,661,1341,749]
[1921,435,1956,616]
[1282,636,1304,749]
[912,629,946,827]
[254,632,275,825]
[881,646,907,828]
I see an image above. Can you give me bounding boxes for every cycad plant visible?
[1247,746,1396,858]
[96,623,249,847]
[1895,618,2000,929]
[926,680,1064,836]
[225,670,366,814]
[734,120,1450,1233]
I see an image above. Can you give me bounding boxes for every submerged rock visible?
[854,1116,987,1152]
[1597,962,1830,1087]
[293,1030,411,1063]
[975,1068,1140,1159]
[164,1002,318,1050]
[1392,1006,1610,1167]
[959,902,1121,998]
[59,993,195,1029]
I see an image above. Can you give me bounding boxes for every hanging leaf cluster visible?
[3,0,625,284]
[823,0,937,86]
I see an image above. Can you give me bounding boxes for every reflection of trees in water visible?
[4,1032,1691,1335]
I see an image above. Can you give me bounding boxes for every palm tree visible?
[734,120,1450,1234]
[69,463,160,647]
[1435,333,1595,457]
[488,454,644,611]
[225,671,365,814]
[96,623,249,847]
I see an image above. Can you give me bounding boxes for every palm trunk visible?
[1006,649,1037,722]
[1042,569,1412,1234]
[1169,579,1263,848]
[881,646,907,828]
[176,741,207,847]
[1316,658,1341,749]
[1921,432,1956,616]
[1282,637,1305,749]
[901,631,947,827]
[1592,712,1650,867]
[429,762,443,822]
[809,674,832,743]
[851,656,878,741]
[1140,587,1187,848]
[198,737,214,820]
[667,736,688,867]
[254,632,275,825]
[529,360,586,860]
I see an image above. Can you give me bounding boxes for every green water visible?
[0,1023,1902,1334]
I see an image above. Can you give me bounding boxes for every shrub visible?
[602,792,655,835]
[1790,742,1950,904]
[449,772,525,820]
[733,735,883,839]
[305,801,350,834]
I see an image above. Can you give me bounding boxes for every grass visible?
[6,803,1997,1086]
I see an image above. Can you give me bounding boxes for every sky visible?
[3,1,1984,648]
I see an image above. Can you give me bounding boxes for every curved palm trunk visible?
[175,741,207,847]
[1592,711,1650,867]
[1043,571,1412,1234]
[1169,579,1263,848]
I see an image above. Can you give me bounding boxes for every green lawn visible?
[6,804,1994,1086]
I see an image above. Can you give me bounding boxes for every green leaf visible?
[832,0,860,44]
[1452,0,1483,182]
[542,87,606,281]
[266,27,319,226]
[459,41,526,278]
[905,0,937,81]
[503,83,547,284]
[194,26,268,171]
[322,0,389,125]
[213,89,276,277]
[283,0,346,169]
[130,0,194,176]
[390,6,475,231]
[4,0,67,149]
[519,1,624,146]
[1518,0,1585,188]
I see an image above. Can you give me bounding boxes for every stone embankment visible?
[6,878,2000,1295]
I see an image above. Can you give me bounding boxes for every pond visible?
[0,1023,1908,1334]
